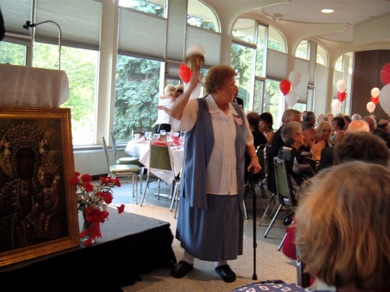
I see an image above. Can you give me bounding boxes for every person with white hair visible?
[317,119,370,171]
[351,113,361,120]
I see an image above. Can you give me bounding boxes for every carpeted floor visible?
[110,180,297,292]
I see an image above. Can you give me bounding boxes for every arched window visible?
[316,44,328,66]
[295,40,310,60]
[119,0,166,17]
[232,18,257,43]
[187,0,220,32]
[268,26,286,53]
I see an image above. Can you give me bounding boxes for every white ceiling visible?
[202,0,390,45]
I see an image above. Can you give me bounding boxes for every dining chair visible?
[140,140,180,208]
[258,144,278,227]
[111,132,145,193]
[102,136,142,203]
[263,157,297,246]
[110,131,140,165]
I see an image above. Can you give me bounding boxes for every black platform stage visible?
[0,210,177,291]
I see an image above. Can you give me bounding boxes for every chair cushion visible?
[117,156,139,164]
[110,164,141,174]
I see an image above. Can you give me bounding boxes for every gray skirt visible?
[175,193,244,261]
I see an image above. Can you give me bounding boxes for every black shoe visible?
[215,264,236,283]
[283,213,294,226]
[171,260,193,278]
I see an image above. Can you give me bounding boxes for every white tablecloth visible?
[125,140,150,158]
[125,140,184,177]
[0,64,69,107]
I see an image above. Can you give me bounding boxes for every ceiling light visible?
[321,8,334,14]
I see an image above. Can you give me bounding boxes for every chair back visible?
[263,144,272,188]
[110,132,119,160]
[273,157,295,207]
[256,143,269,181]
[149,142,172,171]
[102,136,111,172]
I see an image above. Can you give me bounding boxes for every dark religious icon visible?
[0,107,79,268]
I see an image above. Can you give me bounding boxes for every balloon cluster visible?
[279,71,301,108]
[331,80,347,113]
[366,62,390,115]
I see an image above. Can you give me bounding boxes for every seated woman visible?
[259,112,275,144]
[295,161,390,292]
[245,111,267,182]
[330,116,345,146]
[278,121,317,195]
[310,121,332,161]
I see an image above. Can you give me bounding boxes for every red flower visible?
[83,182,94,192]
[74,173,123,246]
[117,204,125,213]
[81,174,92,183]
[96,192,113,204]
[70,172,81,184]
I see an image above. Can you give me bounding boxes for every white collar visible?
[205,94,237,116]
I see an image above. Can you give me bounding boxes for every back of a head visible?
[164,84,177,96]
[362,115,377,132]
[351,113,361,120]
[346,119,369,133]
[334,132,389,166]
[302,111,315,126]
[295,161,390,291]
[282,109,301,124]
[246,111,260,130]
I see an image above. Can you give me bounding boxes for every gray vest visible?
[181,97,247,209]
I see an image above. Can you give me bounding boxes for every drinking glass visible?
[145,131,152,140]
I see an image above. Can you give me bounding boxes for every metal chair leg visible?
[140,174,150,206]
[278,231,288,251]
[258,192,276,226]
[170,181,179,211]
[264,203,283,238]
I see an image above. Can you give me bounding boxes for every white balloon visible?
[336,80,347,93]
[379,84,390,115]
[371,87,380,98]
[285,91,298,108]
[331,99,341,113]
[366,101,376,113]
[288,71,301,87]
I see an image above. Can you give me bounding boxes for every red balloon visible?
[371,96,380,105]
[381,62,390,85]
[178,63,191,83]
[279,79,291,96]
[337,91,347,102]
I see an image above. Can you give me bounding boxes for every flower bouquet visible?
[71,172,125,246]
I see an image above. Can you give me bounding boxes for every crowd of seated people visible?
[281,130,389,288]
[249,107,390,289]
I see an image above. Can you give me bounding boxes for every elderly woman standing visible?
[168,65,261,283]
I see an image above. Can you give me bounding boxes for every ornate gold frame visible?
[0,107,79,268]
